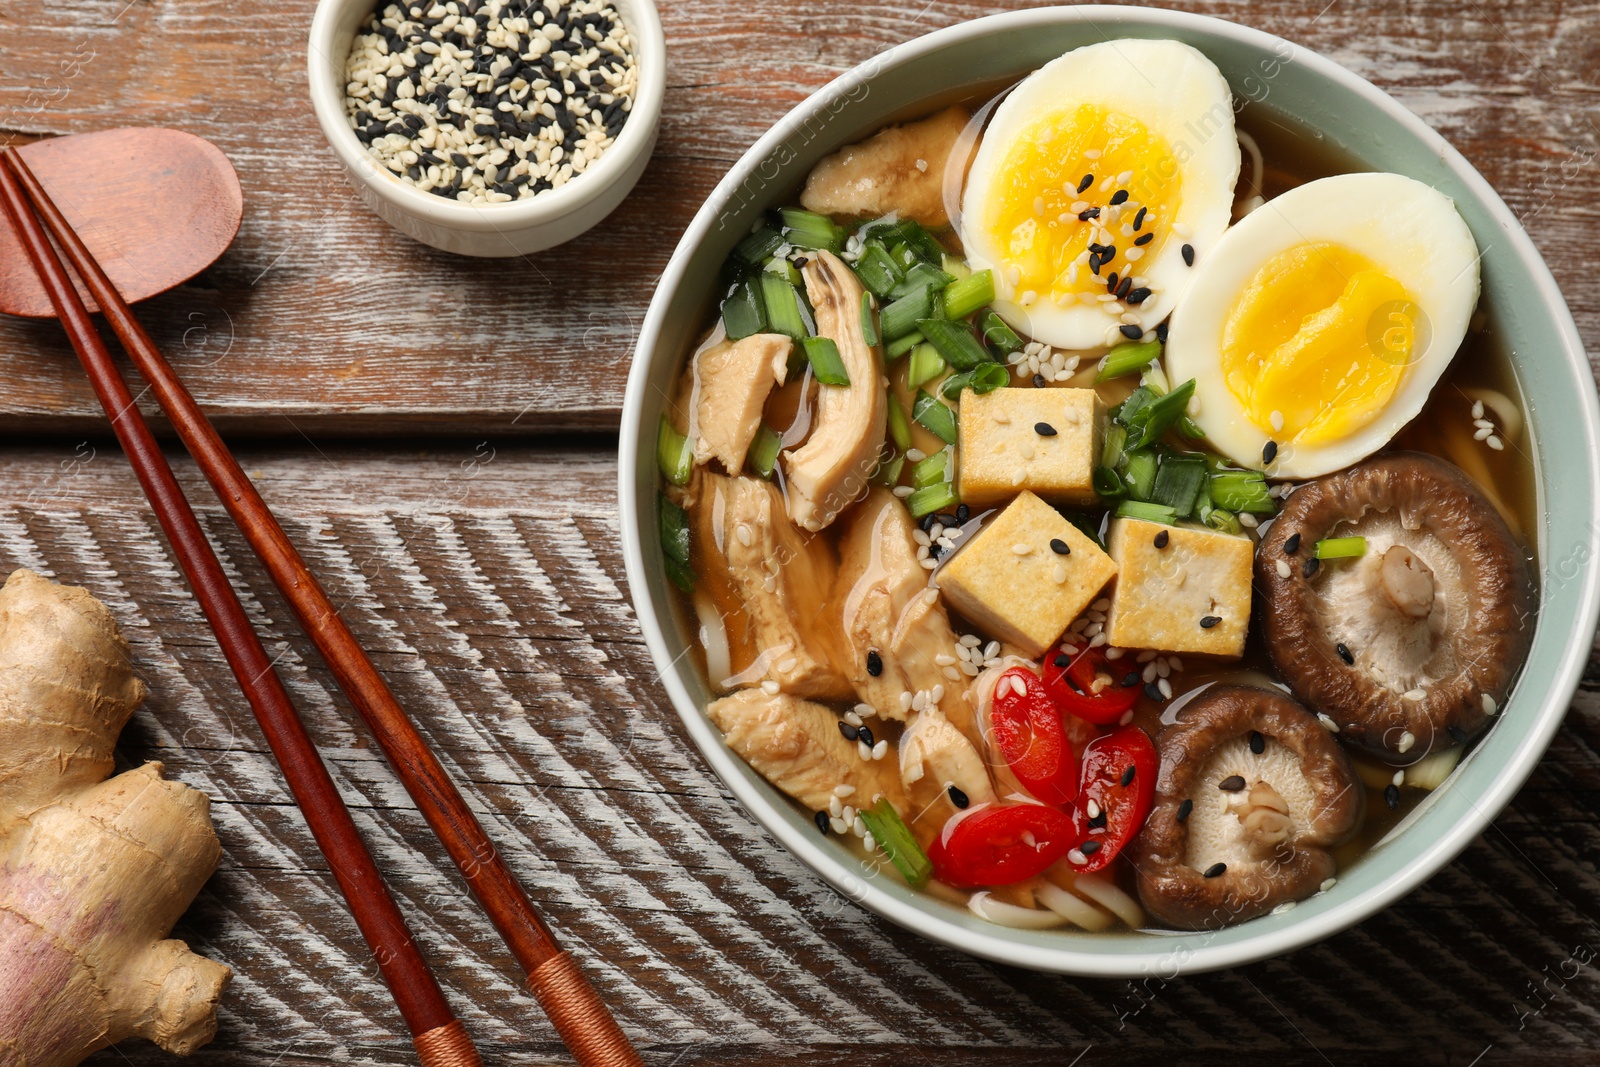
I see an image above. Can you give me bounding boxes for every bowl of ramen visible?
[618,5,1600,974]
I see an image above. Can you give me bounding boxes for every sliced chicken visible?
[899,703,997,835]
[693,472,852,700]
[782,251,886,533]
[799,106,968,227]
[708,688,909,816]
[689,332,791,474]
[833,489,966,724]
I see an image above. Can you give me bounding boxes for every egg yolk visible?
[1220,242,1417,446]
[983,103,1182,307]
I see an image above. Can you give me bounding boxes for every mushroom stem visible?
[1377,544,1435,619]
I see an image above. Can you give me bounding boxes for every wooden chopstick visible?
[0,155,482,1066]
[3,148,645,1067]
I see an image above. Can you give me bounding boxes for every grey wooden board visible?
[0,443,1593,1065]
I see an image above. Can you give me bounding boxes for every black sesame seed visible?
[1106,271,1119,290]
[1134,232,1155,246]
[1176,798,1193,822]
[1121,765,1137,787]
[1219,774,1247,792]
[1126,287,1152,305]
[1081,839,1103,855]
[866,650,883,677]
[1033,373,1048,388]
[1181,243,1195,266]
[1089,242,1109,254]
[1154,530,1170,549]
[857,725,875,748]
[1035,421,1058,437]
[838,722,859,742]
[1303,556,1321,578]
[948,785,970,809]
[1123,671,1142,688]
[1283,532,1302,554]
[1200,615,1221,629]
[1089,810,1109,828]
[1116,276,1133,300]
[1119,324,1143,340]
[1336,642,1354,665]
[1103,245,1118,262]
[1249,730,1266,754]
[1054,653,1072,668]
[1050,537,1071,556]
[1079,207,1101,221]
[956,504,970,522]
[1262,440,1279,464]
[1155,321,1169,343]
[1447,725,1468,743]
[1077,173,1095,193]
[1384,783,1401,810]
[1204,862,1227,878]
[816,810,831,834]
[1133,206,1148,230]
[1089,253,1103,275]
[1110,189,1130,206]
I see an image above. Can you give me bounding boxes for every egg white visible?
[959,39,1241,351]
[1165,172,1481,479]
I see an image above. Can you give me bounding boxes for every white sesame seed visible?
[931,684,946,703]
[775,656,798,674]
[1318,713,1340,733]
[1275,558,1292,578]
[872,739,888,760]
[1104,646,1123,660]
[1487,435,1505,451]
[1482,693,1498,715]
[1068,848,1088,865]
[761,679,780,695]
[863,832,877,852]
[1054,564,1068,584]
[829,796,844,818]
[830,816,849,834]
[1392,770,1405,787]
[858,740,873,760]
[1158,678,1172,699]
[1319,877,1337,893]
[834,783,857,797]
[1472,399,1485,419]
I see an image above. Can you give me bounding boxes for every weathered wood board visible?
[0,0,1597,434]
[0,443,1592,1066]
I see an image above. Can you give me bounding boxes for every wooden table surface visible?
[2,0,1598,1064]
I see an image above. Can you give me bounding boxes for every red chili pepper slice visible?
[989,667,1077,805]
[928,803,1081,889]
[1043,645,1140,725]
[1072,725,1158,873]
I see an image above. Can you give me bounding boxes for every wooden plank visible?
[0,0,1597,435]
[0,442,1592,1064]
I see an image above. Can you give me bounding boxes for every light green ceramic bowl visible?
[619,5,1600,975]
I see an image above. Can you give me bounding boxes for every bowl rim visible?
[305,0,666,232]
[618,3,1600,976]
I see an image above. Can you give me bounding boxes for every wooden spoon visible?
[0,127,242,318]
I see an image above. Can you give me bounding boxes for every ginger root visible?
[0,569,230,1064]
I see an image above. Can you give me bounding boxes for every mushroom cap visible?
[1256,453,1534,763]
[1131,685,1363,930]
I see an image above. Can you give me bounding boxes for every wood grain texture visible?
[0,441,1594,1066]
[0,0,1598,434]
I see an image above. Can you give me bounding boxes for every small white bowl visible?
[307,0,664,257]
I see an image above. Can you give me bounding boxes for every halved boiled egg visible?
[959,39,1240,351]
[1165,172,1480,479]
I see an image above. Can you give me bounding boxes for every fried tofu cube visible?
[937,491,1117,657]
[1104,518,1254,657]
[957,388,1102,507]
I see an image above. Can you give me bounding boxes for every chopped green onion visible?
[941,361,1008,400]
[800,336,850,386]
[779,206,845,252]
[941,254,972,281]
[748,423,782,479]
[1208,470,1277,515]
[1150,457,1208,518]
[733,227,784,265]
[889,261,954,301]
[1115,500,1178,524]
[720,276,766,340]
[1096,340,1162,382]
[880,287,932,341]
[1140,359,1170,395]
[859,798,933,887]
[940,269,995,321]
[879,219,945,265]
[1115,386,1156,428]
[886,329,924,359]
[1101,422,1128,471]
[853,241,904,298]
[860,291,880,348]
[886,391,912,451]
[1122,449,1158,501]
[1204,508,1242,535]
[657,416,693,486]
[907,342,946,390]
[1178,414,1206,439]
[1315,536,1368,560]
[977,309,1023,354]
[907,481,960,519]
[763,256,803,287]
[871,451,905,488]
[659,494,692,595]
[912,390,958,444]
[911,448,950,489]
[663,553,694,593]
[1093,465,1126,498]
[888,241,920,270]
[915,318,991,372]
[1125,379,1197,450]
[760,272,807,340]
